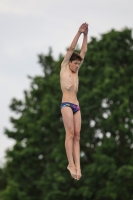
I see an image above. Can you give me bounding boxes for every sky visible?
[0,0,133,165]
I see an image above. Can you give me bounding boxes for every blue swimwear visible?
[60,102,80,114]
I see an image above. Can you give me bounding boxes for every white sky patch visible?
[102,99,109,108]
[103,113,108,119]
[21,138,27,148]
[102,110,111,119]
[0,134,15,166]
[0,0,50,16]
[0,74,17,90]
[90,120,96,127]
[106,132,111,138]
[95,129,103,139]
[3,44,23,59]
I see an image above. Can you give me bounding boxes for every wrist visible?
[84,33,88,36]
[78,31,82,35]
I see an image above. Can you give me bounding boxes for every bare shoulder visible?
[61,49,73,68]
[60,60,68,73]
[61,60,67,67]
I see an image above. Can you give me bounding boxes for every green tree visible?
[0,28,133,200]
[0,168,7,191]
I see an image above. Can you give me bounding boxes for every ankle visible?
[68,164,75,168]
[75,165,81,169]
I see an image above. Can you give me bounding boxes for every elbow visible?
[82,49,87,54]
[81,45,88,53]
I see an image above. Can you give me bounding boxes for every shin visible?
[73,132,80,167]
[65,128,75,166]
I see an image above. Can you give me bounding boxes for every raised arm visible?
[80,23,88,62]
[61,23,88,67]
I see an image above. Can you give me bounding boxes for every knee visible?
[66,128,74,139]
[74,131,80,141]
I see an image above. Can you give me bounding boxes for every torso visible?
[60,65,79,105]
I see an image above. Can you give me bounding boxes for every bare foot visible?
[67,165,77,180]
[76,167,82,180]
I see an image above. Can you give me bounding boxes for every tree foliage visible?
[0,28,133,200]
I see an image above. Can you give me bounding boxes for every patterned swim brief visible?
[60,102,80,114]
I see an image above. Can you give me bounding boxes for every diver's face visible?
[69,60,81,73]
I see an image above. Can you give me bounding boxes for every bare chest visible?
[60,71,79,90]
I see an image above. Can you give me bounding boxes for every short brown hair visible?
[70,52,83,62]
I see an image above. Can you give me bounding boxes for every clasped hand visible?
[78,22,88,34]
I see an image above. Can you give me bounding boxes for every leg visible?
[73,110,82,180]
[61,107,77,179]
